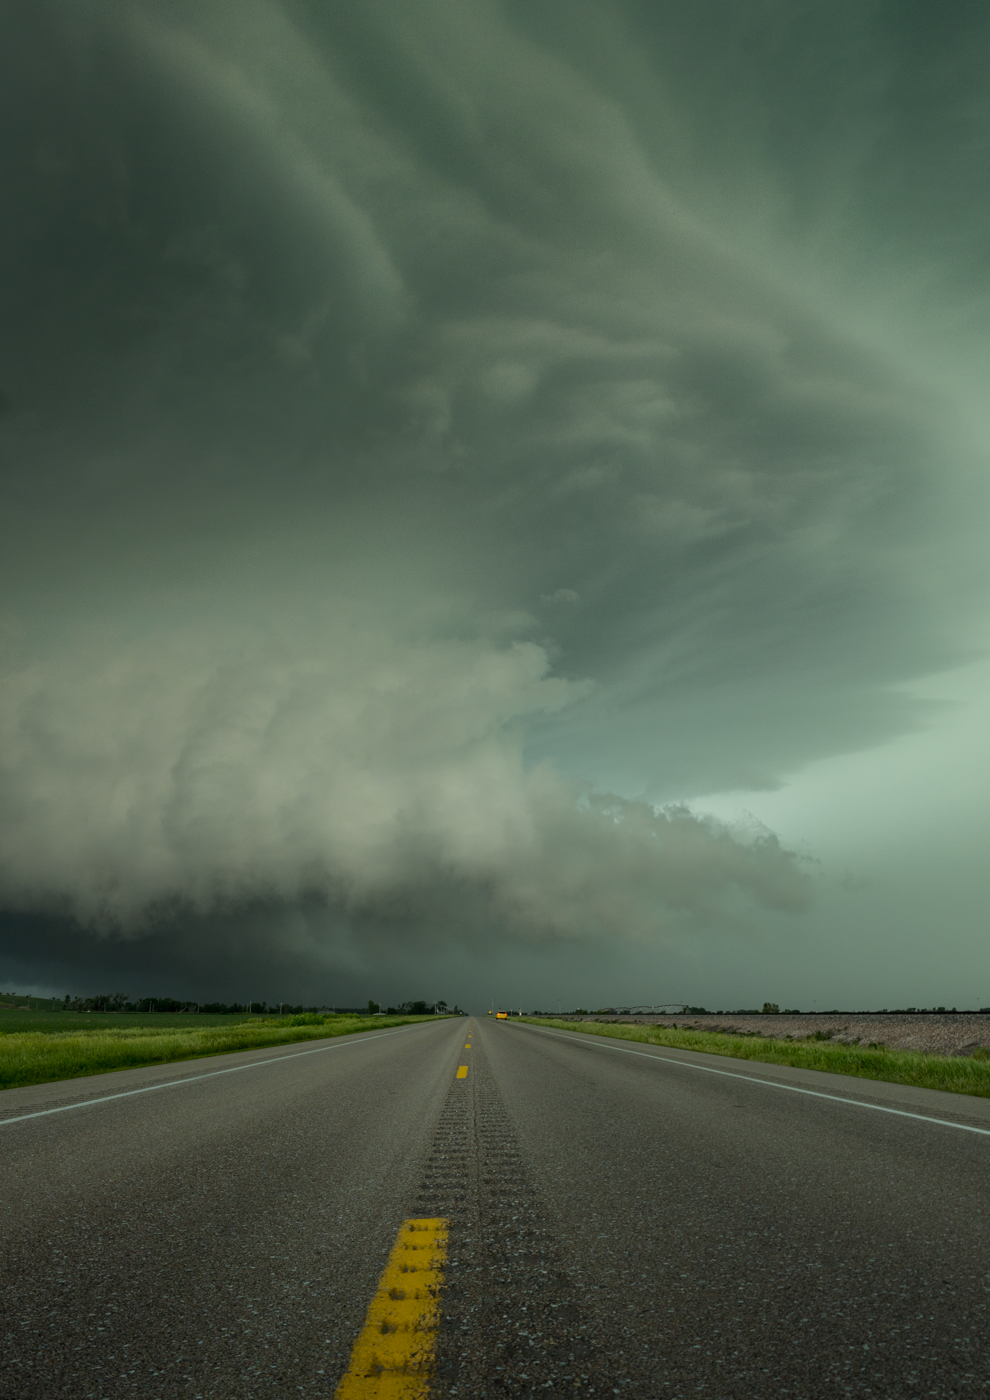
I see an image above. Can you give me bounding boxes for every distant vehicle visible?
[495,1011,508,1020]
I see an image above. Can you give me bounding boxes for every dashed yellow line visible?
[456,1065,468,1079]
[335,1218,448,1399]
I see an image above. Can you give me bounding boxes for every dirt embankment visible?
[555,1013,990,1057]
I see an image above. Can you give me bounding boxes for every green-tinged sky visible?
[1,0,989,1010]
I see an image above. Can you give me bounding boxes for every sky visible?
[2,0,990,1012]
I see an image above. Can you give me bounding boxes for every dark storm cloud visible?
[0,0,985,991]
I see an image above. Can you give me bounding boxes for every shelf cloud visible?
[0,1,985,998]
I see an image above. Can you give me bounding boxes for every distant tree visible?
[367,1000,380,1014]
[762,1002,780,1014]
[68,992,131,1013]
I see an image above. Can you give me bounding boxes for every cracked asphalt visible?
[2,1016,990,1398]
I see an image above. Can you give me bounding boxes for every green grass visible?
[0,1013,438,1092]
[522,1018,990,1099]
[0,1009,261,1034]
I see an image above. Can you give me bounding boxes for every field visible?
[523,1018,990,1099]
[0,1012,437,1092]
[0,1009,261,1034]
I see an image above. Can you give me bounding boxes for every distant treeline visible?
[44,994,459,1015]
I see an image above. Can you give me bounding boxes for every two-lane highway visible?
[0,1019,464,1399]
[470,1021,990,1397]
[2,1015,990,1398]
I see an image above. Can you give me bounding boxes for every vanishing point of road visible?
[1,1016,989,1398]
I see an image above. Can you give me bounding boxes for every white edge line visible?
[521,1024,990,1138]
[0,1024,427,1127]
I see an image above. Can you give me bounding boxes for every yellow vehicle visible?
[495,1010,508,1020]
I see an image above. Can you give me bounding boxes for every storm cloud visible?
[1,1,986,1000]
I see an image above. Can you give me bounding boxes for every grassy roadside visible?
[0,1014,439,1092]
[0,1010,266,1034]
[521,1018,990,1099]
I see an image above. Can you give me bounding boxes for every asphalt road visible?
[2,1017,990,1399]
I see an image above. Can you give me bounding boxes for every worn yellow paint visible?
[464,1043,471,1049]
[456,1065,468,1078]
[334,1218,448,1400]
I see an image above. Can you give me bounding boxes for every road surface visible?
[2,1016,989,1398]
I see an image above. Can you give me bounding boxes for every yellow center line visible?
[335,1218,448,1399]
[456,1065,468,1078]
